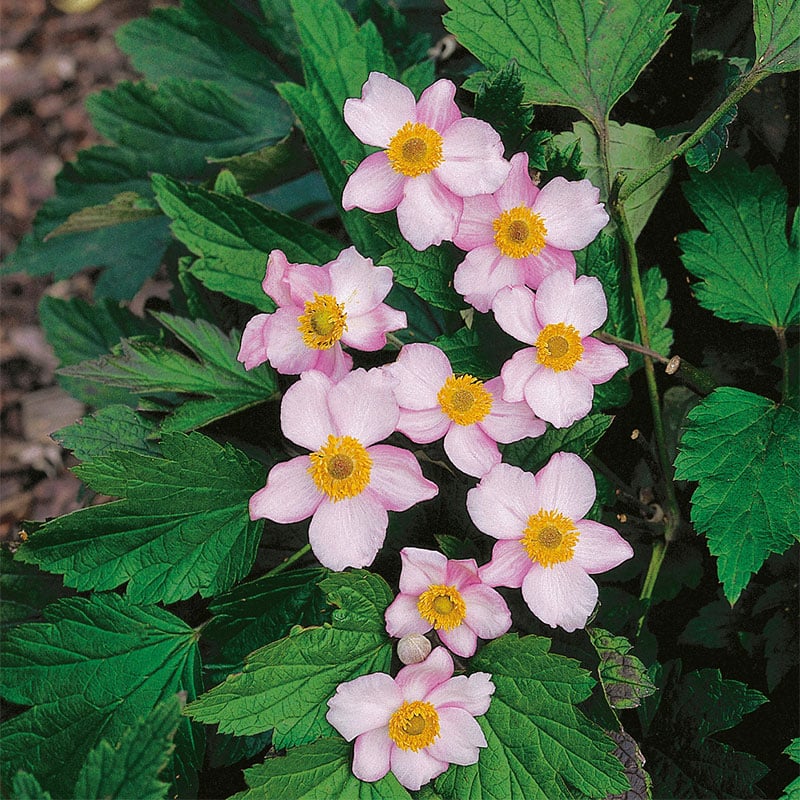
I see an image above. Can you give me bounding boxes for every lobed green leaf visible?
[753,0,800,73]
[587,628,657,710]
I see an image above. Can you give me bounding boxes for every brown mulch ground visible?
[0,0,170,540]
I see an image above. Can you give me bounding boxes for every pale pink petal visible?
[453,247,524,314]
[383,343,452,410]
[443,558,481,589]
[285,262,331,306]
[534,272,607,336]
[572,519,634,574]
[524,367,594,429]
[261,307,320,376]
[466,462,537,539]
[519,245,576,290]
[500,347,541,403]
[574,337,628,383]
[396,407,451,444]
[249,457,321,523]
[313,343,353,382]
[424,671,494,716]
[479,377,545,443]
[443,423,501,478]
[437,623,479,658]
[385,592,430,637]
[398,547,448,594]
[308,493,388,570]
[427,707,486,765]
[343,72,417,147]
[353,727,393,783]
[238,314,271,370]
[342,304,407,350]
[262,249,294,307]
[532,177,609,250]
[329,247,392,313]
[367,445,439,511]
[280,369,335,451]
[521,561,598,632]
[415,78,461,131]
[495,152,538,210]
[326,671,402,741]
[396,173,462,250]
[477,539,530,588]
[328,368,399,445]
[492,285,541,345]
[390,746,448,791]
[342,151,406,213]
[460,583,512,640]
[453,194,500,251]
[437,118,510,196]
[396,647,453,702]
[534,452,597,522]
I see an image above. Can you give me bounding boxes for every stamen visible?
[493,206,547,259]
[535,323,584,371]
[308,435,372,501]
[388,700,440,751]
[437,374,493,426]
[297,294,347,350]
[387,122,444,177]
[522,509,579,568]
[417,584,467,630]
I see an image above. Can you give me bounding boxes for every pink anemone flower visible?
[238,247,407,381]
[467,455,634,632]
[326,646,493,790]
[494,270,628,428]
[342,72,510,251]
[383,342,545,478]
[249,368,438,571]
[385,547,512,657]
[453,152,608,312]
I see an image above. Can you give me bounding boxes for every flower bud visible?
[397,633,431,665]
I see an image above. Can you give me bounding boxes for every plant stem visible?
[265,543,312,577]
[637,539,668,637]
[594,331,670,363]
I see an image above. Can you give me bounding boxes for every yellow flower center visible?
[387,121,444,177]
[297,293,347,350]
[522,509,579,568]
[437,374,493,426]
[417,584,467,630]
[492,206,548,259]
[308,434,372,501]
[388,700,440,751]
[535,322,584,371]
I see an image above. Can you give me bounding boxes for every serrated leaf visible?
[0,594,202,798]
[432,327,494,380]
[674,387,800,603]
[445,0,678,129]
[186,570,393,748]
[16,433,266,605]
[587,628,657,709]
[782,738,800,800]
[639,266,673,359]
[11,772,51,800]
[606,729,651,800]
[229,738,411,800]
[436,634,628,800]
[74,696,182,800]
[0,547,68,628]
[152,174,340,310]
[754,0,800,73]
[53,405,160,460]
[679,598,735,649]
[45,191,160,237]
[472,61,534,152]
[678,155,799,329]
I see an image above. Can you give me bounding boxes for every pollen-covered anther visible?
[437,374,493,426]
[308,434,372,501]
[522,509,580,568]
[492,205,547,259]
[417,584,467,630]
[535,322,584,371]
[297,293,347,350]
[387,121,444,177]
[388,700,441,751]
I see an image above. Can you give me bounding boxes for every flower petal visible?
[368,445,439,511]
[427,707,487,765]
[343,72,416,147]
[326,671,402,741]
[262,249,294,307]
[534,272,607,336]
[443,423,501,478]
[385,592,430,637]
[396,173,462,250]
[398,547,448,594]
[438,623,479,658]
[342,303,407,351]
[534,452,597,521]
[492,285,541,345]
[425,671,495,716]
[437,118,510,196]
[330,247,392,313]
[479,377,546,443]
[495,151,538,210]
[519,245,576,290]
[453,194,500,252]
[533,177,609,250]
[521,561,598,632]
[248,457,321,523]
[453,247,524,314]
[574,337,628,383]
[573,519,634,574]
[328,368,399,445]
[285,262,331,306]
[353,727,394,783]
[477,538,531,588]
[390,746,448,791]
[460,583,513,640]
[523,367,594,429]
[383,342,452,410]
[466,462,537,540]
[308,493,388,570]
[500,347,541,403]
[415,78,461,132]
[280,369,336,450]
[396,407,451,444]
[238,313,271,370]
[396,646,454,700]
[262,308,330,377]
[342,151,406,213]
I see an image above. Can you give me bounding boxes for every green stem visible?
[637,539,668,636]
[265,543,312,577]
[594,331,670,363]
[619,67,766,202]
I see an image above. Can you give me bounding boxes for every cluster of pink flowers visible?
[237,72,634,790]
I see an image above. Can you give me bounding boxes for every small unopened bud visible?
[397,633,432,665]
[666,355,681,375]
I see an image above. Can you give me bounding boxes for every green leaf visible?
[73,696,182,800]
[0,548,67,629]
[59,313,279,433]
[432,327,495,380]
[674,387,800,603]
[754,0,800,73]
[640,265,673,359]
[607,729,651,800]
[16,433,266,605]
[679,598,736,649]
[781,738,800,800]
[445,0,678,129]
[11,772,51,800]
[503,414,613,473]
[472,60,535,153]
[186,570,393,748]
[678,155,799,329]
[0,594,202,798]
[229,738,411,800]
[587,628,657,709]
[152,174,340,310]
[45,191,161,237]
[436,634,628,800]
